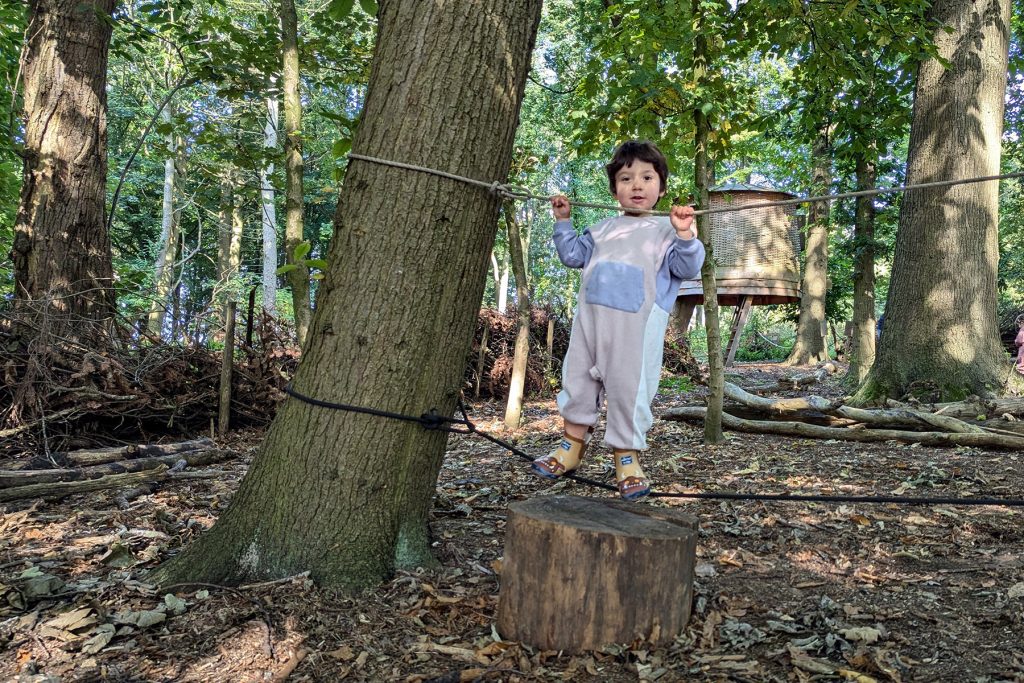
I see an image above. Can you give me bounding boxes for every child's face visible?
[613,160,665,213]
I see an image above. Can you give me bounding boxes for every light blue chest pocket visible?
[584,261,645,312]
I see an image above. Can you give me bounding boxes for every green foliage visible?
[8,0,1022,357]
[0,2,26,299]
[276,241,327,281]
[658,374,695,394]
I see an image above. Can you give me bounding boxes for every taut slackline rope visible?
[347,152,1024,217]
[283,384,1024,508]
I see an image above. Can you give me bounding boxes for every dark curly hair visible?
[605,140,669,194]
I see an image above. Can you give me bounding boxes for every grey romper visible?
[554,215,705,450]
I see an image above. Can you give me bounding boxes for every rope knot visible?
[419,408,445,430]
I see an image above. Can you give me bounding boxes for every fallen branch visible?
[777,367,829,389]
[833,405,984,434]
[0,449,230,488]
[0,408,79,439]
[662,407,1024,450]
[0,466,170,504]
[36,437,217,468]
[724,382,833,413]
[724,382,986,433]
[931,397,1024,420]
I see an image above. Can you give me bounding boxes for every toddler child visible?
[532,140,705,500]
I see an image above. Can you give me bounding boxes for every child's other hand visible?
[550,195,571,220]
[671,204,696,239]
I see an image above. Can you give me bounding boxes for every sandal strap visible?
[534,455,571,476]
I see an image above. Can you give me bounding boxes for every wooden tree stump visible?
[497,495,697,652]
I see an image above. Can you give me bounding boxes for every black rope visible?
[283,384,1024,508]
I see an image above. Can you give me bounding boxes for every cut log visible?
[28,438,216,468]
[0,466,170,504]
[0,449,229,488]
[497,495,697,653]
[777,367,828,389]
[662,407,1024,450]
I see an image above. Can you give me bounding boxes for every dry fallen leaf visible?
[327,644,356,661]
[840,626,883,644]
[43,606,96,633]
[81,624,116,654]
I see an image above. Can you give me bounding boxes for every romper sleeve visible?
[665,237,706,279]
[553,219,595,269]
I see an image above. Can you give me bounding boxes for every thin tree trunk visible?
[490,251,501,306]
[784,129,832,366]
[281,0,311,343]
[693,0,725,444]
[12,0,117,321]
[151,0,543,590]
[261,87,279,316]
[849,140,877,385]
[147,106,181,338]
[497,252,510,314]
[856,0,1014,402]
[216,169,232,285]
[503,202,530,430]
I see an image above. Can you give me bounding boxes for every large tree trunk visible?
[261,88,279,316]
[147,106,182,337]
[12,0,117,321]
[693,0,725,445]
[281,0,311,343]
[856,0,1013,403]
[784,130,832,366]
[152,0,543,589]
[848,140,877,385]
[503,201,530,430]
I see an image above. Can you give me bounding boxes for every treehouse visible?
[677,183,803,365]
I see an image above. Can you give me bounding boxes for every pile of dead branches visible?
[466,307,701,400]
[1,310,298,457]
[466,307,569,400]
[664,379,1024,449]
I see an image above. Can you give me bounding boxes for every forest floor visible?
[2,362,1023,683]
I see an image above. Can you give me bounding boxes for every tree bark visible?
[147,105,183,338]
[497,251,510,314]
[261,87,279,316]
[281,0,311,343]
[216,166,244,315]
[12,0,117,321]
[856,0,1014,403]
[503,202,530,430]
[497,495,697,652]
[848,139,877,385]
[151,0,543,590]
[784,129,832,366]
